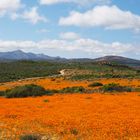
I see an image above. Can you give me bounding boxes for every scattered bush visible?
[44,99,49,102]
[60,86,85,93]
[136,70,140,74]
[70,74,100,80]
[47,89,59,94]
[133,88,140,92]
[88,82,103,87]
[70,128,78,135]
[0,60,139,83]
[100,83,132,92]
[0,91,5,96]
[5,84,47,98]
[20,134,40,140]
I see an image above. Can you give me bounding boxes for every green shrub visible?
[20,134,40,140]
[101,83,132,92]
[60,86,85,93]
[5,84,47,98]
[70,128,78,135]
[47,89,59,94]
[88,82,103,87]
[133,88,140,92]
[0,91,5,96]
[44,99,49,102]
[70,74,100,80]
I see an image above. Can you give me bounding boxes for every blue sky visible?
[0,0,140,59]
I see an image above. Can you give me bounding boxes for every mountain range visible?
[0,50,62,61]
[0,50,140,67]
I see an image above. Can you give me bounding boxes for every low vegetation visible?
[0,85,86,98]
[20,134,40,140]
[44,99,49,102]
[5,84,48,98]
[60,86,85,93]
[133,87,140,92]
[0,91,5,96]
[88,82,103,87]
[100,83,132,93]
[1,78,140,99]
[0,60,139,83]
[70,73,140,80]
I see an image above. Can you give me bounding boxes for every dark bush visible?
[70,128,78,135]
[47,89,59,94]
[0,91,5,96]
[88,82,103,87]
[136,70,140,74]
[100,83,132,92]
[60,86,85,93]
[20,134,40,140]
[5,84,47,98]
[44,99,49,102]
[133,88,140,92]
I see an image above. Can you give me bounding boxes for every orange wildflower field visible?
[0,78,140,140]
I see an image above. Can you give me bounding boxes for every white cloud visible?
[21,7,47,24]
[0,38,139,58]
[39,0,111,6]
[10,12,19,20]
[10,7,48,24]
[59,5,140,31]
[60,32,80,40]
[0,0,22,16]
[0,1,47,24]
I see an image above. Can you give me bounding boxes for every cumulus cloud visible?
[21,7,47,24]
[60,32,80,40]
[0,0,22,16]
[0,38,139,58]
[0,1,47,24]
[11,7,48,24]
[59,5,140,31]
[39,0,111,6]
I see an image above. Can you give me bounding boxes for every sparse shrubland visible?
[0,60,139,83]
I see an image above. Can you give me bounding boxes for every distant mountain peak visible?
[93,55,140,66]
[0,50,64,61]
[13,50,23,52]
